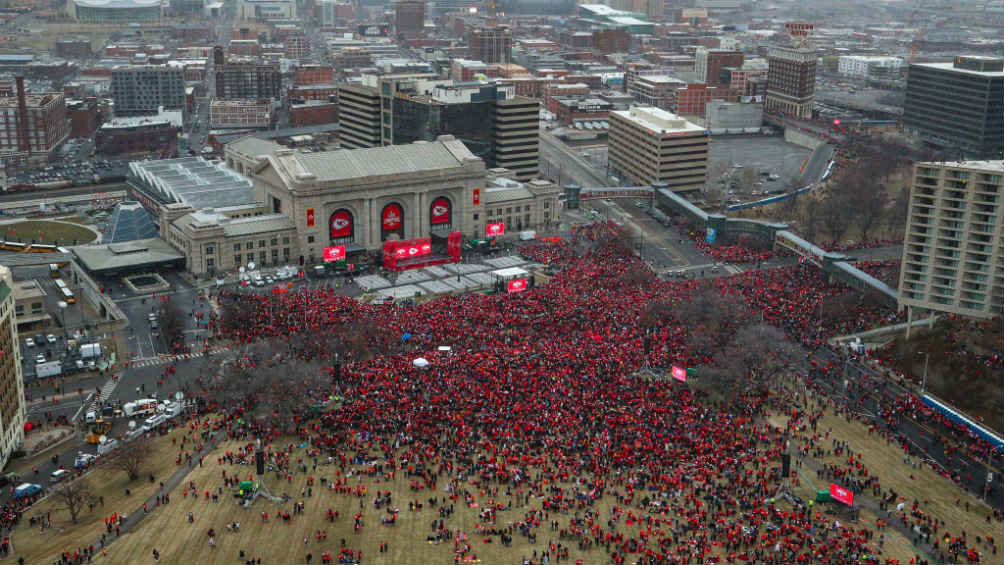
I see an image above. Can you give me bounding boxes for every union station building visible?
[132,135,560,276]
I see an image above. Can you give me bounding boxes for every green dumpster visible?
[815,490,830,503]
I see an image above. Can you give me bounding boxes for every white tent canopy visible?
[412,358,429,368]
[489,267,530,282]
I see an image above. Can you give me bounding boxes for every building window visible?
[283,237,290,244]
[506,207,512,214]
[233,243,240,252]
[235,254,241,266]
[206,246,214,255]
[270,238,278,246]
[246,242,253,250]
[271,249,278,260]
[473,213,479,220]
[258,240,265,248]
[206,258,215,268]
[307,235,315,243]
[544,201,550,209]
[283,247,290,258]
[272,197,281,214]
[259,251,266,264]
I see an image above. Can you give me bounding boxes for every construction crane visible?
[909,27,928,63]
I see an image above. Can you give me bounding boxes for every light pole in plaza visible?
[58,300,68,340]
[917,351,930,395]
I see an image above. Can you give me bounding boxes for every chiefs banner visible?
[671,366,687,382]
[323,245,346,262]
[486,222,505,238]
[382,203,403,231]
[473,188,480,206]
[306,208,315,228]
[507,278,527,293]
[393,240,432,259]
[330,210,352,239]
[430,197,451,225]
[829,483,854,506]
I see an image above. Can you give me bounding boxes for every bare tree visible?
[102,437,152,481]
[678,288,751,359]
[801,197,821,242]
[697,323,799,403]
[158,299,185,351]
[851,177,889,242]
[52,479,97,524]
[885,185,911,238]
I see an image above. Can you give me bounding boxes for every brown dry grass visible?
[0,427,190,565]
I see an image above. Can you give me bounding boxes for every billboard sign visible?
[507,278,527,293]
[382,203,403,231]
[486,222,505,237]
[706,227,717,243]
[323,245,345,263]
[430,197,451,225]
[330,210,353,239]
[829,483,854,506]
[671,366,687,382]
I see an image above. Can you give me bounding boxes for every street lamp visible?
[917,351,930,395]
[57,301,68,340]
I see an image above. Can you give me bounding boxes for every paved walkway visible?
[97,429,224,553]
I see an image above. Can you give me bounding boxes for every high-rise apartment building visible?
[694,48,744,87]
[394,0,424,38]
[764,45,816,119]
[898,160,1003,319]
[111,66,186,116]
[468,27,513,65]
[338,75,539,179]
[902,56,1004,160]
[0,266,26,470]
[214,58,282,100]
[608,106,709,191]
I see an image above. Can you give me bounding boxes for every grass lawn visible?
[0,426,190,565]
[4,220,97,245]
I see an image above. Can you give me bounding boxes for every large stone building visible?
[0,266,26,470]
[130,137,559,275]
[898,160,1003,319]
[765,45,816,119]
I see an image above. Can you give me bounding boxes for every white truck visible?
[36,360,62,378]
[123,398,159,418]
[142,414,166,432]
[80,343,102,359]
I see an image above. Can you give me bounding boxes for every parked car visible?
[24,338,35,348]
[46,334,57,344]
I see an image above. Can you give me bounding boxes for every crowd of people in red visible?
[687,233,774,264]
[188,222,1003,565]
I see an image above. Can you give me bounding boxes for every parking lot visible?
[707,135,812,198]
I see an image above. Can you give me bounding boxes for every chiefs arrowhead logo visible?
[432,205,448,218]
[408,247,419,255]
[331,218,349,230]
[513,281,523,289]
[421,244,431,253]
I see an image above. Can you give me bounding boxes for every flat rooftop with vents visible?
[128,157,255,209]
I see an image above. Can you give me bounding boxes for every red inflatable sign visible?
[671,366,687,382]
[507,278,527,293]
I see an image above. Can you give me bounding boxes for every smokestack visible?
[15,76,29,153]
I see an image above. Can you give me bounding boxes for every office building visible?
[96,116,180,156]
[694,48,743,87]
[902,56,1004,160]
[394,0,424,38]
[0,78,69,157]
[0,265,26,471]
[628,74,685,110]
[111,65,185,116]
[468,27,513,65]
[293,64,333,86]
[237,0,296,20]
[338,76,539,179]
[764,45,816,119]
[608,106,709,191]
[898,160,1003,319]
[215,58,282,100]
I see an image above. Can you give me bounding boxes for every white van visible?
[50,469,70,483]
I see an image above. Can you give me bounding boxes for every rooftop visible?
[73,0,161,6]
[922,160,1004,172]
[912,61,1004,77]
[612,106,706,135]
[72,237,184,274]
[0,93,61,108]
[11,279,45,301]
[129,157,255,209]
[267,136,481,186]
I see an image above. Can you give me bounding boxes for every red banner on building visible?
[486,222,505,237]
[382,203,403,231]
[330,210,352,239]
[430,197,451,225]
[323,245,345,262]
[507,278,527,293]
[306,208,315,228]
[671,366,687,382]
[829,483,854,506]
[473,188,480,206]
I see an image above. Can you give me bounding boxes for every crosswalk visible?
[129,346,231,369]
[98,378,118,400]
